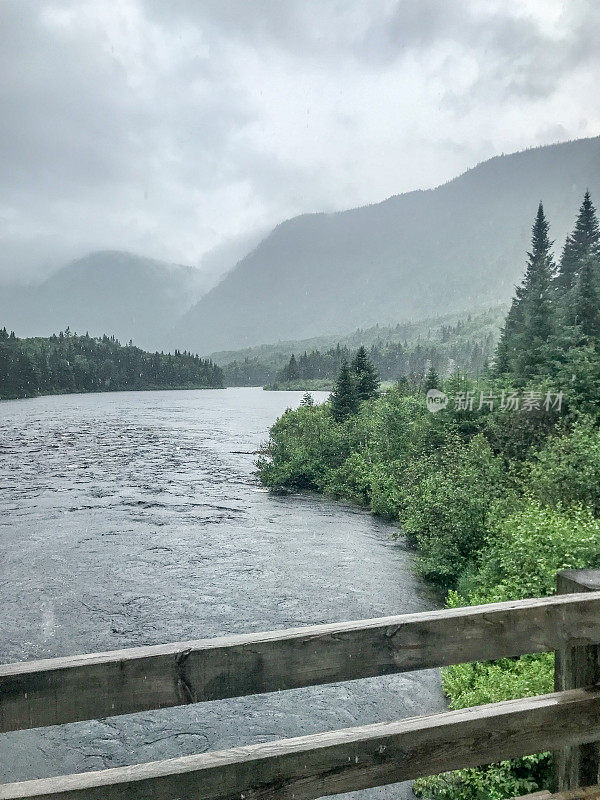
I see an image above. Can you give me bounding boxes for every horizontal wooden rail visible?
[1,686,599,800]
[2,591,600,732]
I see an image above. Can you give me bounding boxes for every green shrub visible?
[258,405,349,490]
[421,501,600,800]
[369,459,405,518]
[414,754,551,800]
[441,654,554,710]
[399,435,508,591]
[466,500,600,603]
[527,422,600,514]
[323,451,373,505]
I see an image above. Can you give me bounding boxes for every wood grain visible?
[3,591,600,733]
[555,572,600,791]
[513,787,600,800]
[1,687,600,800]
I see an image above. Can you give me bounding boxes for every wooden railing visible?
[1,569,599,799]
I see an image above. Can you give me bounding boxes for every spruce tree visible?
[497,202,555,379]
[350,345,379,401]
[517,203,556,379]
[286,354,300,381]
[330,360,359,422]
[424,364,439,392]
[572,256,600,341]
[556,191,600,292]
[494,288,524,375]
[300,391,314,407]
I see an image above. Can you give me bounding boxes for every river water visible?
[0,387,444,798]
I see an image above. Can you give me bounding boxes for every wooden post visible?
[555,569,600,791]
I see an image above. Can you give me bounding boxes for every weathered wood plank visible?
[555,572,600,791]
[1,687,600,800]
[3,591,600,732]
[514,788,600,800]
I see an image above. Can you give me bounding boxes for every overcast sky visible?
[1,0,599,283]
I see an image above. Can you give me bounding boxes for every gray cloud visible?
[1,0,599,283]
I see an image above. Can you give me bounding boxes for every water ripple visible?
[0,388,444,799]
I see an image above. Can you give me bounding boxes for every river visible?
[0,387,444,798]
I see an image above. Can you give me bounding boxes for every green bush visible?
[323,451,373,505]
[527,422,600,514]
[465,500,600,603]
[258,405,349,490]
[369,459,406,518]
[420,501,600,800]
[414,754,551,800]
[399,435,508,591]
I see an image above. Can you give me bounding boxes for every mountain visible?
[172,136,600,354]
[0,251,208,350]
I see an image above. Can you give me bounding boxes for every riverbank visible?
[257,381,600,799]
[1,382,226,401]
[1,387,443,800]
[263,378,333,391]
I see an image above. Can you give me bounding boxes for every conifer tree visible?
[496,202,555,379]
[286,354,300,381]
[516,203,556,379]
[571,256,600,341]
[424,364,439,392]
[494,288,524,375]
[556,191,600,292]
[330,360,359,422]
[350,345,379,401]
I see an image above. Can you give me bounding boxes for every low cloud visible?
[1,0,599,282]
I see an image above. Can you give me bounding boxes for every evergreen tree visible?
[516,203,556,379]
[494,287,525,375]
[496,203,555,379]
[571,256,600,341]
[330,360,359,422]
[300,391,314,407]
[556,191,600,292]
[424,364,439,392]
[286,354,300,381]
[350,345,379,401]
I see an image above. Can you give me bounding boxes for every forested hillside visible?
[174,136,600,353]
[258,191,600,799]
[0,329,223,400]
[221,307,505,387]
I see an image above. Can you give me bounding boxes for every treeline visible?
[258,191,600,799]
[0,328,223,400]
[223,320,496,388]
[278,329,494,384]
[222,357,272,387]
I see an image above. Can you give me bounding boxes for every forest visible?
[258,191,600,799]
[222,310,502,388]
[0,328,223,399]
